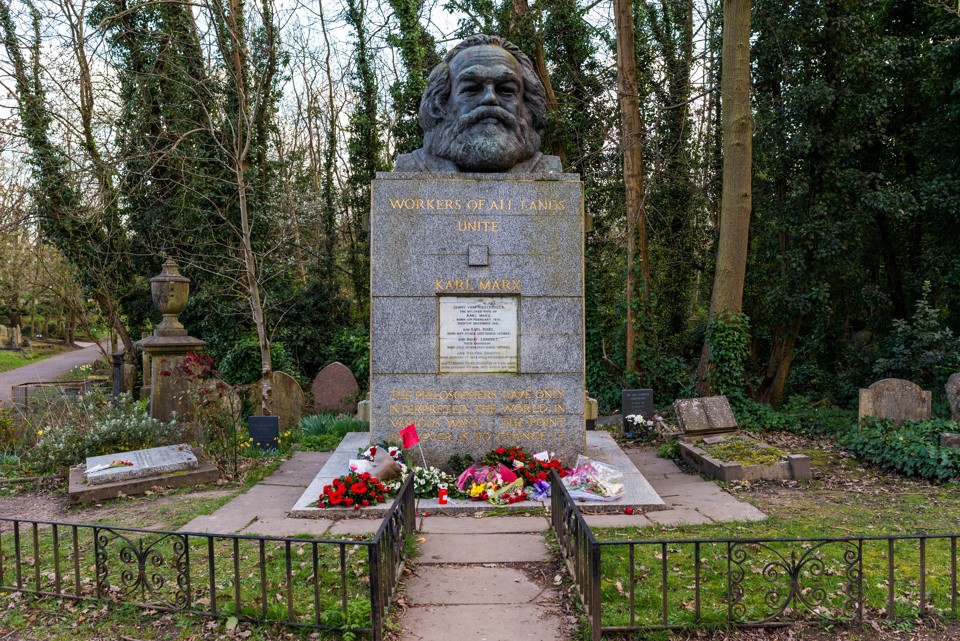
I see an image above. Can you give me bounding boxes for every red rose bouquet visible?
[482,446,567,485]
[316,471,390,510]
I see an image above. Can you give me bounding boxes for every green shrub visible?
[872,282,960,393]
[295,413,367,451]
[733,398,855,437]
[840,417,960,481]
[705,312,750,400]
[27,390,181,474]
[657,438,680,461]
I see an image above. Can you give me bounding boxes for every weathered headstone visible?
[622,389,654,430]
[947,373,960,422]
[673,396,739,436]
[0,325,7,343]
[312,361,360,415]
[940,433,960,449]
[10,325,21,348]
[84,444,199,486]
[858,378,932,424]
[254,371,305,432]
[357,399,370,422]
[585,397,598,430]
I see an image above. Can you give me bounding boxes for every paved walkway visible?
[0,341,110,404]
[179,447,765,640]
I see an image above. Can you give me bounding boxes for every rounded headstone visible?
[254,371,305,432]
[947,373,960,422]
[312,362,360,416]
[858,378,932,424]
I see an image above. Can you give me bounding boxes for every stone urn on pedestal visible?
[136,258,206,421]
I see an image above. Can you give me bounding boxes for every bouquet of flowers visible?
[350,443,407,478]
[458,463,522,502]
[482,446,567,485]
[562,455,625,501]
[623,414,667,441]
[387,465,457,498]
[316,471,390,510]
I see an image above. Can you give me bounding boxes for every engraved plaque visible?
[439,296,518,373]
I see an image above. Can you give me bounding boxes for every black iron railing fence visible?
[550,470,960,640]
[0,474,415,640]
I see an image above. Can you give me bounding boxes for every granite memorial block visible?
[370,174,585,466]
[312,361,360,415]
[858,378,932,424]
[673,395,739,436]
[621,388,654,431]
[85,444,199,486]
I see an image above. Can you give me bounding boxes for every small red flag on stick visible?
[400,423,420,448]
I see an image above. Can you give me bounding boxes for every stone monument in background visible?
[369,35,585,467]
[136,258,206,421]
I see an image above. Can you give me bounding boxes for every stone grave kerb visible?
[135,258,206,421]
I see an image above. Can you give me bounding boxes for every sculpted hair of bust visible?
[393,34,562,174]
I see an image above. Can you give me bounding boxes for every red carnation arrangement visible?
[316,471,390,510]
[482,446,567,486]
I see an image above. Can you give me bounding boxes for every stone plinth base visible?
[289,431,664,518]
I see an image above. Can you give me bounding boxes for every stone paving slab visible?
[404,565,543,604]
[695,499,766,522]
[418,533,549,564]
[214,484,305,519]
[327,519,383,536]
[260,452,331,486]
[583,513,654,528]
[625,449,683,476]
[238,517,334,538]
[180,513,255,534]
[645,508,713,526]
[399,603,564,641]
[419,515,550,534]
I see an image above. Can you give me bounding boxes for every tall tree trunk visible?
[614,0,650,376]
[695,0,752,394]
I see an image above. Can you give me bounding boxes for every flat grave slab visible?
[289,431,665,518]
[84,444,199,486]
[69,458,218,504]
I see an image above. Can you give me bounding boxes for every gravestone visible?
[0,325,7,343]
[84,444,199,486]
[622,389,654,431]
[248,415,280,449]
[10,325,21,348]
[858,378,931,424]
[940,433,960,449]
[312,361,360,415]
[947,373,960,422]
[673,396,739,437]
[369,36,584,466]
[253,370,305,432]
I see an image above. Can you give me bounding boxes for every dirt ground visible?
[0,478,236,530]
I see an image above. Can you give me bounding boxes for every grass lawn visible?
[590,430,960,639]
[0,343,68,374]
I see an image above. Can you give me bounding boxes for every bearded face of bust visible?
[423,44,541,172]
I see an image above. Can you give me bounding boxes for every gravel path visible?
[0,341,113,404]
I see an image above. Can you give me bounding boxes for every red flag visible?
[399,423,419,448]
